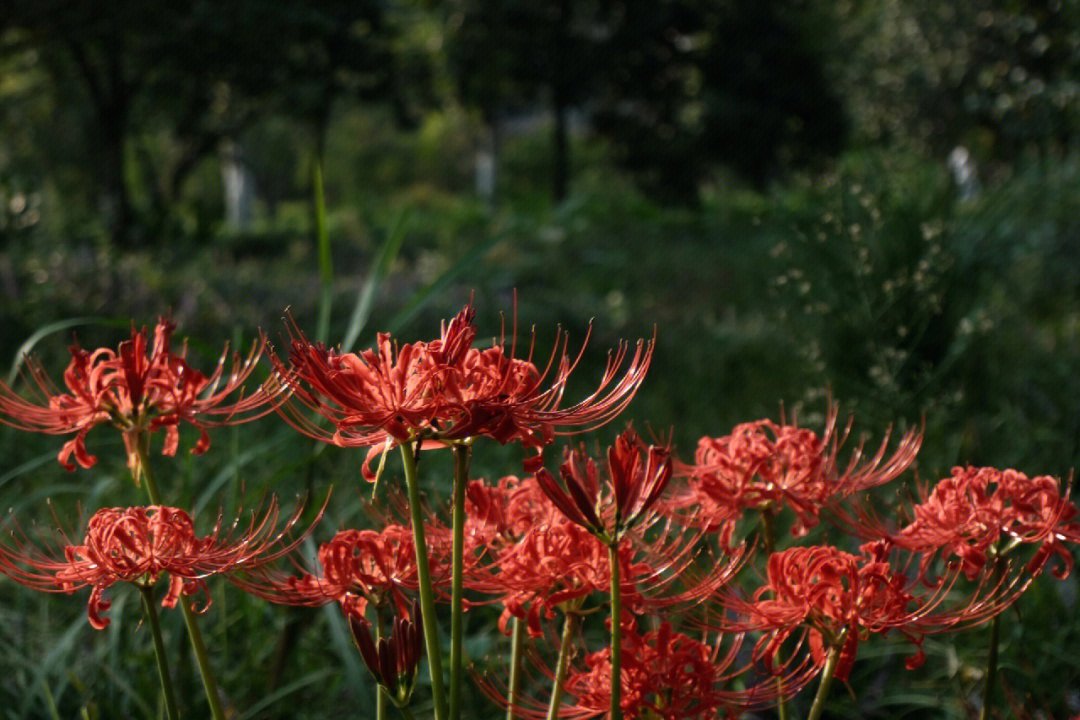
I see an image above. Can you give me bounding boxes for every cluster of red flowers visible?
[0,303,1078,720]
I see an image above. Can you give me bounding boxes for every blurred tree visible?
[445,0,602,200]
[590,0,847,202]
[0,1,420,247]
[833,0,1080,164]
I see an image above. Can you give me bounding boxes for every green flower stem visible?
[393,698,417,720]
[608,543,623,720]
[139,585,180,720]
[978,614,1001,720]
[375,604,389,720]
[449,443,471,720]
[133,436,227,720]
[759,511,786,720]
[545,611,579,720]
[400,441,447,720]
[506,617,527,720]
[805,630,847,720]
[979,558,1006,720]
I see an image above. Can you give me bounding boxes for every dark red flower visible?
[0,500,311,629]
[350,599,424,707]
[0,318,275,471]
[535,428,672,543]
[679,407,920,534]
[271,304,653,480]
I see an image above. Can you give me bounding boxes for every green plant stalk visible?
[313,158,332,345]
[978,557,1007,720]
[608,543,623,720]
[978,614,1001,720]
[449,444,471,720]
[400,441,447,720]
[506,617,527,720]
[545,611,578,720]
[759,511,786,720]
[805,631,847,720]
[133,436,227,720]
[375,604,389,720]
[139,585,180,720]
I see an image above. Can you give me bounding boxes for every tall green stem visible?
[978,558,1006,720]
[449,444,471,720]
[608,543,623,720]
[375,603,389,720]
[759,511,786,720]
[545,611,578,720]
[805,630,847,720]
[506,617,527,720]
[978,614,1001,720]
[133,435,227,720]
[139,585,180,720]
[400,441,447,720]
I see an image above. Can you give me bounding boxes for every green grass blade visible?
[6,317,123,386]
[384,233,505,336]
[313,159,332,345]
[341,208,410,353]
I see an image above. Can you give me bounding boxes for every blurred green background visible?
[2,1,1080,718]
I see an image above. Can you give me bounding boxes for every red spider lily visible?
[270,304,653,480]
[481,617,811,720]
[350,599,424,707]
[891,466,1080,580]
[0,318,275,471]
[535,429,673,544]
[235,523,452,619]
[0,499,315,629]
[731,541,1025,682]
[463,472,742,638]
[677,407,921,535]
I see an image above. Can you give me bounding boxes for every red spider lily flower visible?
[350,599,424,708]
[463,472,742,638]
[732,541,1026,682]
[535,429,672,544]
[678,407,920,535]
[0,499,315,629]
[892,466,1080,580]
[236,523,452,619]
[481,617,810,720]
[0,318,276,472]
[270,304,653,480]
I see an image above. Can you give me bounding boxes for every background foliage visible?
[2,1,1080,718]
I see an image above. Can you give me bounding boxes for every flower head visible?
[680,407,920,534]
[895,466,1080,580]
[272,303,653,479]
[0,318,274,471]
[0,499,312,629]
[236,523,451,619]
[350,599,424,708]
[535,428,672,544]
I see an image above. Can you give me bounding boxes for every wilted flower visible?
[271,304,653,479]
[0,500,313,629]
[0,318,275,471]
